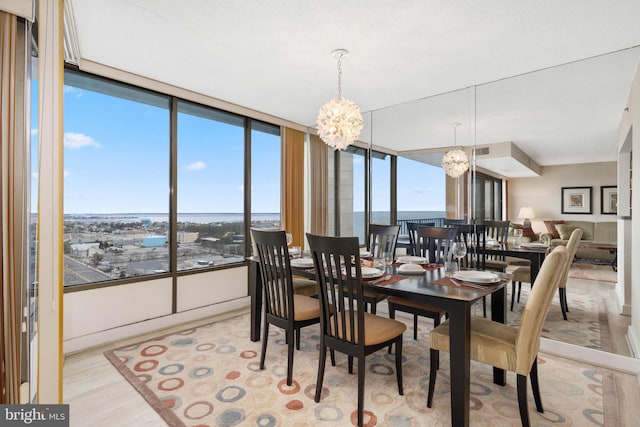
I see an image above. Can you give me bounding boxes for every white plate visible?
[290,258,314,268]
[344,266,384,279]
[397,255,427,264]
[361,267,384,278]
[454,270,500,283]
[398,263,425,275]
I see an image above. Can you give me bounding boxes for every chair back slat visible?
[415,226,458,264]
[307,233,364,346]
[251,229,294,321]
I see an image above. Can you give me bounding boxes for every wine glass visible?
[451,241,467,271]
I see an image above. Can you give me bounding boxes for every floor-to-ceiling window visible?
[176,101,246,270]
[250,121,281,229]
[472,171,503,221]
[396,156,446,222]
[371,151,391,225]
[63,71,171,285]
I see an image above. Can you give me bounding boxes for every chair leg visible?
[371,301,377,314]
[427,348,438,408]
[517,281,522,302]
[517,374,531,427]
[357,354,366,427]
[395,337,404,395]
[330,349,336,366]
[530,358,544,413]
[388,304,396,353]
[563,290,569,312]
[511,282,516,311]
[348,355,354,374]
[559,289,568,320]
[295,328,301,350]
[286,330,295,386]
[482,296,487,317]
[259,322,269,370]
[413,314,418,340]
[315,343,327,403]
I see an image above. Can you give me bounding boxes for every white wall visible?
[507,162,617,234]
[63,267,250,354]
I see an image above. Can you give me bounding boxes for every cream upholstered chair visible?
[510,228,583,319]
[306,233,406,427]
[427,245,569,427]
[251,229,321,386]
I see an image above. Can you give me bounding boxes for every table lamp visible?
[518,206,536,228]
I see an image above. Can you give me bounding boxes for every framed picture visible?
[600,185,618,215]
[561,186,592,214]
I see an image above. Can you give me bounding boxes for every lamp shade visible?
[518,207,536,219]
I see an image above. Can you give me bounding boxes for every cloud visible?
[186,161,206,171]
[64,170,70,177]
[64,132,101,149]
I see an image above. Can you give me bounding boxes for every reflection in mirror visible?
[368,47,640,357]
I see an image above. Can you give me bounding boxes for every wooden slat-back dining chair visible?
[483,220,511,271]
[306,233,406,427]
[387,226,457,340]
[427,246,569,427]
[406,221,435,256]
[250,229,321,386]
[511,228,583,319]
[361,224,401,313]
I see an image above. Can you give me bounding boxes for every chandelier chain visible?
[336,57,342,98]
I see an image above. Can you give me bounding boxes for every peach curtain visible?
[309,134,328,236]
[281,127,305,247]
[1,10,28,404]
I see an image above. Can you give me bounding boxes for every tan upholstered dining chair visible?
[427,245,569,427]
[510,227,583,319]
[306,233,406,427]
[250,228,321,386]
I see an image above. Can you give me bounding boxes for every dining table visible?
[248,255,510,427]
[481,241,548,283]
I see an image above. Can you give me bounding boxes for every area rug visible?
[104,312,618,426]
[569,262,617,283]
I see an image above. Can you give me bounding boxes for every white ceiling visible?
[67,0,640,176]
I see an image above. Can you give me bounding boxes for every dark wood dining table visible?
[248,256,509,427]
[481,242,548,282]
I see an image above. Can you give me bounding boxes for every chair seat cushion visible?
[292,277,317,296]
[429,317,521,373]
[510,266,531,283]
[485,260,509,271]
[331,312,406,345]
[387,296,444,314]
[293,295,321,321]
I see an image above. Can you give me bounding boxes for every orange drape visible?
[281,128,305,247]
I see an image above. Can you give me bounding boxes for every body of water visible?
[61,211,445,225]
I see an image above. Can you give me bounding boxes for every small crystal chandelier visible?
[316,49,363,150]
[442,123,469,177]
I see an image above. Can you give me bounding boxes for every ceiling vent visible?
[473,147,491,156]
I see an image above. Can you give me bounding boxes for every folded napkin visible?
[398,263,424,274]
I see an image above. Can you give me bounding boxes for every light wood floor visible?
[64,277,640,427]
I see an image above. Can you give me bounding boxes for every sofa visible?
[542,220,617,262]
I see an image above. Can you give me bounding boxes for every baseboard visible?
[541,337,640,373]
[64,297,250,355]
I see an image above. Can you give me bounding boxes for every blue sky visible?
[34,77,445,214]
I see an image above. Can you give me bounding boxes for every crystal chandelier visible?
[442,123,469,177]
[316,49,363,150]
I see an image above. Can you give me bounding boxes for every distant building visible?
[177,231,199,244]
[70,242,100,258]
[142,235,166,247]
